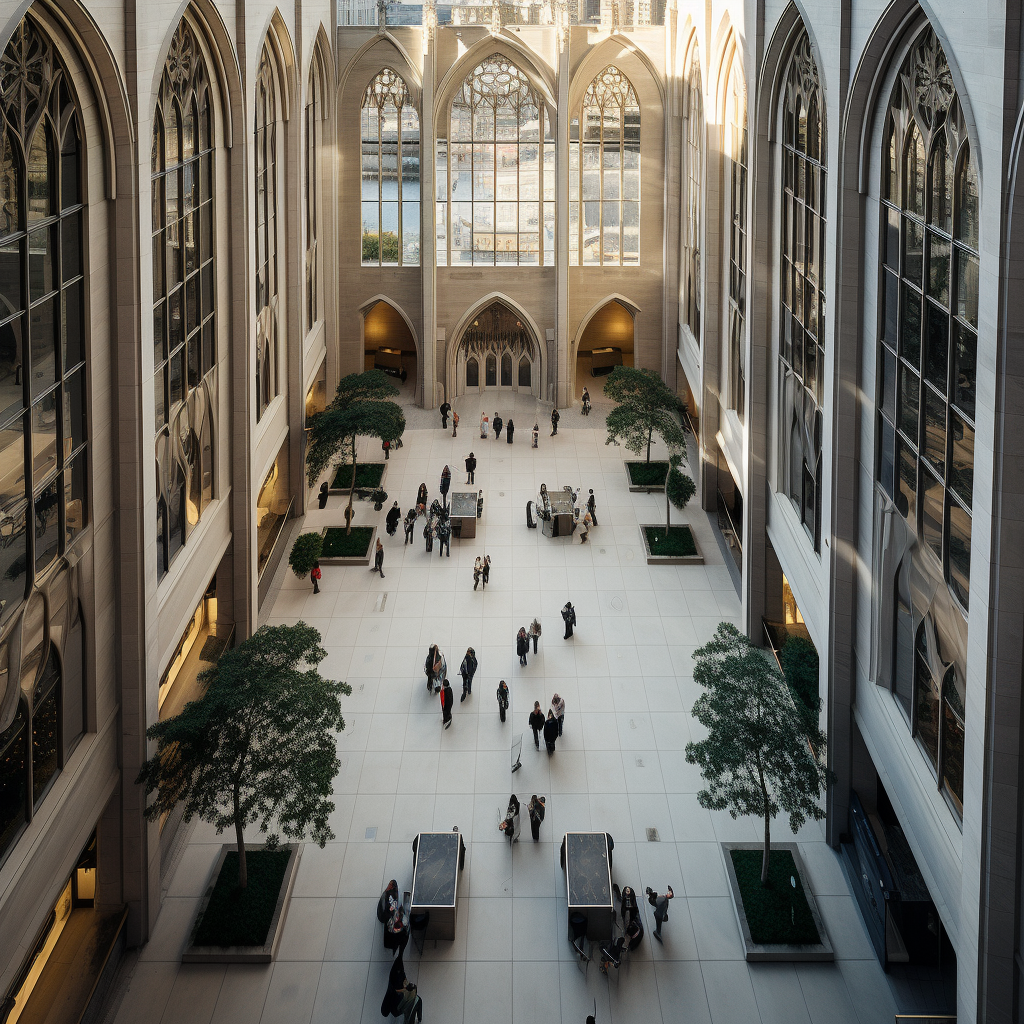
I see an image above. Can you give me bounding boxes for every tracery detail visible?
[683,45,703,340]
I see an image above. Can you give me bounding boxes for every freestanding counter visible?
[541,488,576,538]
[411,831,465,939]
[562,831,614,939]
[449,491,478,539]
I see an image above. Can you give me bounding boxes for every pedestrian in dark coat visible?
[440,680,454,729]
[482,555,491,587]
[516,626,529,666]
[371,538,385,577]
[506,419,515,444]
[382,438,391,460]
[386,501,402,536]
[416,483,429,511]
[439,401,451,428]
[318,481,329,508]
[587,488,598,525]
[440,465,452,504]
[646,886,675,941]
[423,517,434,553]
[562,601,576,638]
[459,647,478,701]
[381,954,408,1017]
[532,423,539,448]
[383,901,409,956]
[465,452,477,484]
[497,680,509,723]
[543,710,559,754]
[528,795,546,841]
[436,512,451,557]
[528,618,541,654]
[550,407,560,435]
[492,413,503,439]
[528,701,545,748]
[551,693,565,736]
[377,879,400,923]
[404,508,417,544]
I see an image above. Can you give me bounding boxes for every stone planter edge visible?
[318,525,377,566]
[327,462,388,498]
[624,460,667,492]
[639,524,705,565]
[182,842,302,964]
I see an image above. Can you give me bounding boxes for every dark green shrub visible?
[781,635,820,734]
[289,532,323,578]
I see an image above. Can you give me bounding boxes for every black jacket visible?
[440,470,451,494]
[460,653,478,682]
[465,456,477,474]
[543,718,559,744]
[497,685,509,709]
[528,709,545,733]
[517,633,529,656]
[386,506,401,529]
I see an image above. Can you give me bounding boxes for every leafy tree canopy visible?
[665,451,696,528]
[604,366,688,463]
[136,622,351,888]
[684,621,828,884]
[289,532,324,578]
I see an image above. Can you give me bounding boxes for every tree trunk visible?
[666,483,671,531]
[646,426,653,463]
[346,436,357,536]
[234,785,247,889]
[761,807,771,885]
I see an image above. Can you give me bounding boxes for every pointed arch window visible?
[362,68,419,266]
[570,65,640,266]
[306,57,323,327]
[683,47,704,339]
[725,53,748,422]
[153,20,217,579]
[437,54,554,267]
[0,16,88,612]
[875,26,977,613]
[778,31,826,550]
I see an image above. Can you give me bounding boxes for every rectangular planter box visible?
[318,525,377,566]
[624,461,667,493]
[328,462,387,498]
[183,843,302,964]
[639,524,705,565]
[721,842,834,962]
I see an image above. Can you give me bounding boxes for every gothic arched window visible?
[725,52,747,422]
[875,26,977,613]
[306,57,323,326]
[437,54,554,267]
[778,31,826,550]
[569,65,640,266]
[0,17,88,609]
[153,20,217,579]
[361,68,419,266]
[683,46,704,340]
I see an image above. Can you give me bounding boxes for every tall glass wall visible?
[683,46,703,341]
[725,54,748,422]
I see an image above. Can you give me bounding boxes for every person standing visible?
[459,647,478,701]
[543,710,559,754]
[528,701,545,748]
[318,481,329,509]
[423,515,434,553]
[581,387,591,415]
[440,465,452,506]
[482,555,491,588]
[371,539,385,578]
[532,423,539,448]
[386,501,402,537]
[310,561,322,594]
[551,693,565,736]
[439,400,451,428]
[437,512,452,557]
[516,626,529,666]
[493,412,503,440]
[528,795,546,841]
[440,679,454,729]
[404,508,417,545]
[465,451,477,484]
[497,680,510,722]
[480,412,489,438]
[499,794,521,847]
[550,407,560,435]
[587,488,598,525]
[528,618,542,654]
[452,409,460,437]
[506,419,515,444]
[473,556,483,590]
[562,601,576,638]
[382,438,391,460]
[646,886,675,941]
[416,482,428,511]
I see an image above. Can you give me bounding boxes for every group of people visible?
[376,882,422,1022]
[528,694,565,753]
[515,618,542,665]
[498,793,547,844]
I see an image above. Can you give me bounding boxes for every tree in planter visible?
[604,366,688,474]
[664,452,696,529]
[289,532,324,586]
[305,369,406,535]
[136,622,351,889]
[684,621,828,885]
[780,635,821,737]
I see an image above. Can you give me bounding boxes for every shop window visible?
[0,702,27,862]
[257,447,291,578]
[31,649,60,805]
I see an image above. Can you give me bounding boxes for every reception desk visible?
[449,491,478,539]
[411,832,464,940]
[562,832,614,939]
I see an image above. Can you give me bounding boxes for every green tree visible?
[780,635,821,737]
[665,452,696,529]
[604,366,688,464]
[362,231,401,264]
[136,623,351,889]
[289,532,323,580]
[305,369,406,534]
[684,622,828,884]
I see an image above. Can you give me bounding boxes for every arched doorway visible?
[362,299,417,389]
[574,299,635,398]
[455,300,540,397]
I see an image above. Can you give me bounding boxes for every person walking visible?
[528,618,542,654]
[543,710,559,754]
[382,438,391,460]
[416,482,428,512]
[371,539,385,578]
[551,693,565,736]
[440,679,454,729]
[506,418,515,444]
[492,412,503,440]
[437,511,452,557]
[383,901,409,958]
[532,423,539,448]
[423,515,434,553]
[440,465,452,505]
[516,626,529,666]
[482,554,491,588]
[439,400,451,429]
[310,561,322,594]
[581,387,591,416]
[404,507,417,544]
[380,953,408,1017]
[562,601,576,638]
[497,679,510,722]
[459,647,478,701]
[386,501,401,537]
[528,794,546,841]
[498,794,521,846]
[587,488,598,525]
[550,407,560,435]
[465,451,477,484]
[473,556,483,590]
[480,412,489,438]
[646,886,675,941]
[377,879,400,924]
[528,701,545,748]
[318,481,329,508]
[394,980,423,1023]
[452,409,460,437]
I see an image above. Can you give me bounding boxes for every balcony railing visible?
[716,488,742,572]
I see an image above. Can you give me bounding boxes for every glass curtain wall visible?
[361,68,420,266]
[778,31,826,550]
[569,65,640,266]
[725,53,748,422]
[305,59,322,327]
[152,21,217,580]
[683,46,703,341]
[436,54,555,266]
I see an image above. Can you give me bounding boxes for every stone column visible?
[420,27,438,408]
[555,34,570,407]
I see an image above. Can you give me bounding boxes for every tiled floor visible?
[114,393,905,1024]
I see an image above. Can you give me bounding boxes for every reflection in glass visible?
[31,651,60,804]
[0,706,26,860]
